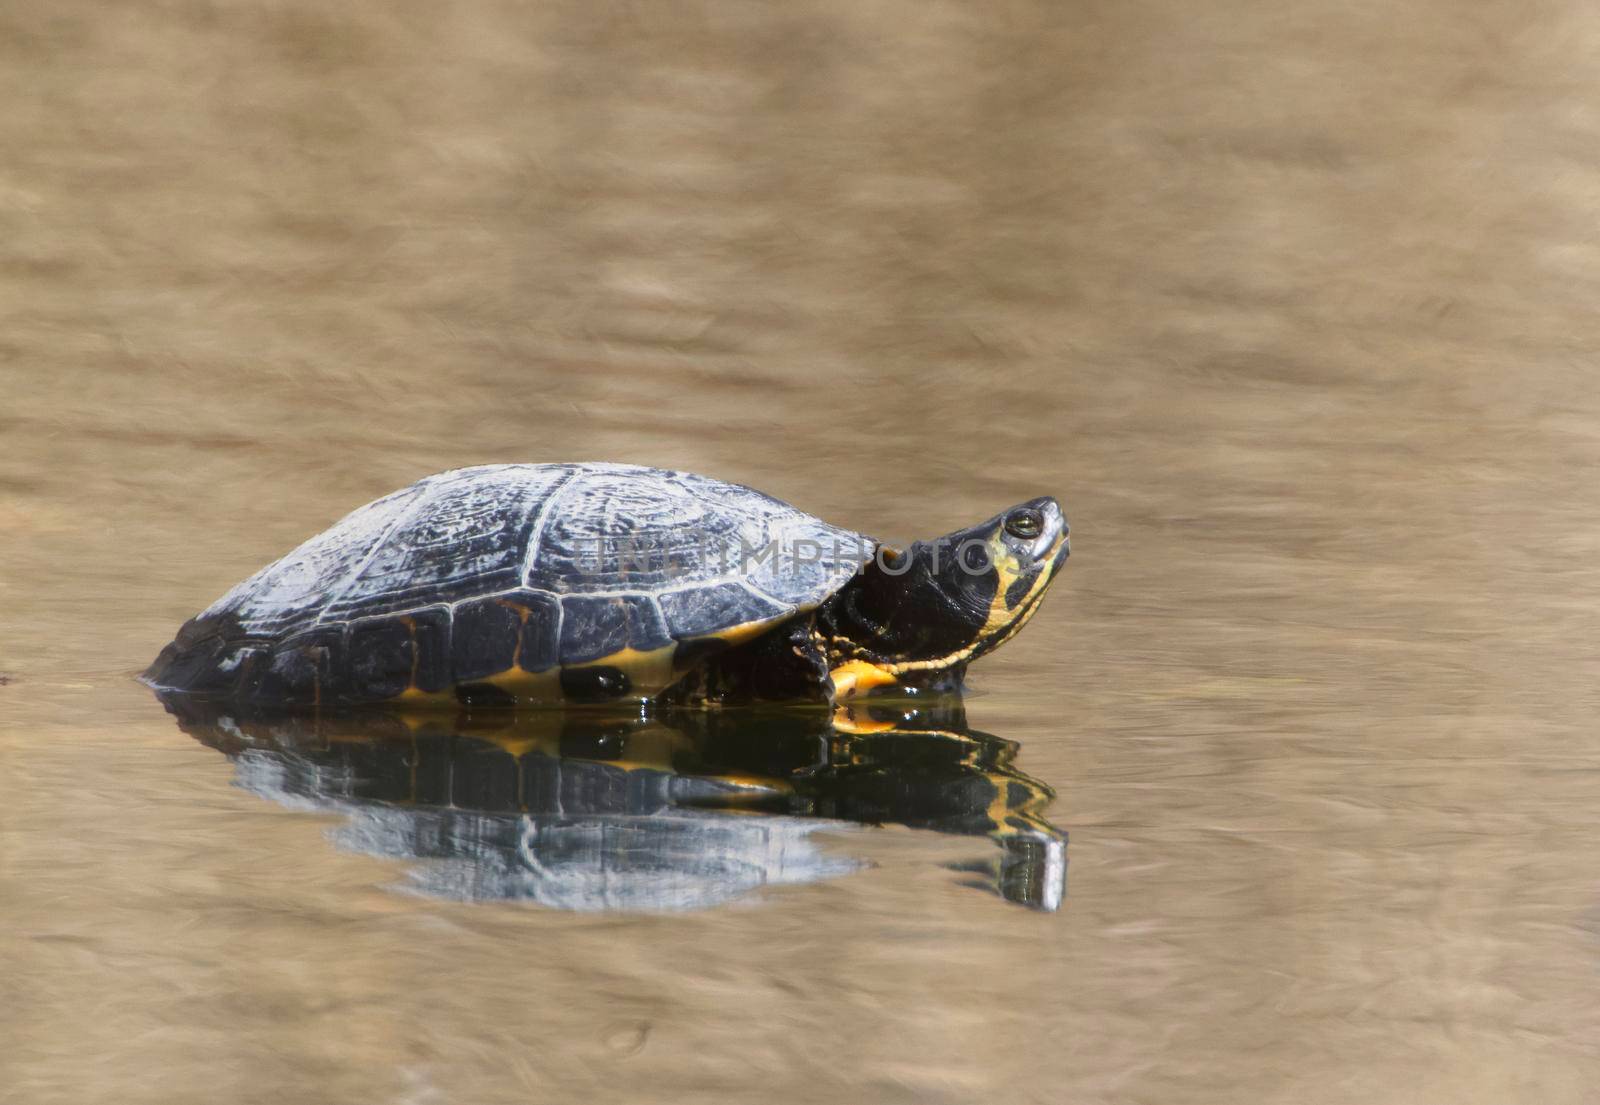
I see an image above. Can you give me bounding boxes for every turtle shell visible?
[145,463,875,706]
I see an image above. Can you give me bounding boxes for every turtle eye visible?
[1004,508,1043,540]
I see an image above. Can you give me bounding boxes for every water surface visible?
[6,1,1600,1103]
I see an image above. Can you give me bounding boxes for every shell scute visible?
[451,598,525,683]
[347,617,416,701]
[323,465,573,621]
[558,594,672,666]
[202,484,423,639]
[657,582,787,640]
[508,592,562,674]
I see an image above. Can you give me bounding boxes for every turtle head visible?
[821,497,1069,693]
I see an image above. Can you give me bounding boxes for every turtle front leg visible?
[662,616,835,706]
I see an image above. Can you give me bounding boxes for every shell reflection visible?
[160,697,1065,912]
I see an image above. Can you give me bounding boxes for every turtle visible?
[143,462,1069,709]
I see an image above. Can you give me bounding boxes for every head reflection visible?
[160,695,1065,912]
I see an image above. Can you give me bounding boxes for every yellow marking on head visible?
[981,541,1028,633]
[829,659,900,698]
[881,529,1067,675]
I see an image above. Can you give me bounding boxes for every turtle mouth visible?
[1025,527,1069,581]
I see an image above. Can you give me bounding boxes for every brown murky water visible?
[6,2,1600,1102]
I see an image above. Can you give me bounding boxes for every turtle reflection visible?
[161,696,1064,912]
